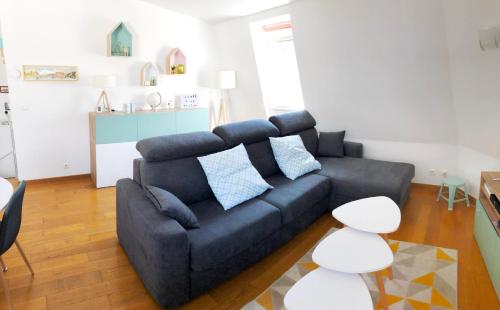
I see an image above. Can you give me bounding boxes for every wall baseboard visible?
[412,182,477,203]
[23,174,91,184]
[412,182,440,190]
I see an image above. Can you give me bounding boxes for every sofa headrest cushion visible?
[269,110,317,136]
[213,119,280,148]
[137,132,225,162]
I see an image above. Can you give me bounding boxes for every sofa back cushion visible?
[136,132,225,205]
[244,140,281,178]
[269,110,319,155]
[297,128,319,156]
[213,120,281,178]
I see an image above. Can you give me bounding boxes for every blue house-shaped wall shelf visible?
[108,22,133,57]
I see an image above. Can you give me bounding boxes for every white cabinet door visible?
[95,142,140,188]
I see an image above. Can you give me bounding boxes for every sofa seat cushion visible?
[260,173,331,224]
[187,198,281,271]
[316,157,415,207]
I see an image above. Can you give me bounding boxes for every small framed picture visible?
[0,86,8,93]
[22,65,79,81]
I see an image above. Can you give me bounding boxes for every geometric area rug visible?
[242,228,457,310]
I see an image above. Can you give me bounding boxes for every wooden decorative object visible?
[141,62,159,86]
[218,93,227,125]
[108,22,133,57]
[167,48,186,75]
[96,90,111,113]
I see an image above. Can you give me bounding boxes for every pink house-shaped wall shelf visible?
[167,48,186,75]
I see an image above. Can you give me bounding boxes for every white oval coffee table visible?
[0,178,13,210]
[284,267,373,310]
[312,227,393,273]
[313,227,393,310]
[332,196,401,234]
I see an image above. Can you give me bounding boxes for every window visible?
[250,14,304,116]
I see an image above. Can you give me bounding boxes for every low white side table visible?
[312,227,394,273]
[313,227,394,310]
[0,178,13,210]
[332,196,400,280]
[331,196,401,234]
[284,267,373,310]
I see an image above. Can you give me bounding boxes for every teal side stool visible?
[437,176,470,211]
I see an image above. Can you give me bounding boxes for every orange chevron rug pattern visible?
[242,228,457,310]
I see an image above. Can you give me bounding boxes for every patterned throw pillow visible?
[270,135,321,180]
[197,144,273,210]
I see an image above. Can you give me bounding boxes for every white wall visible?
[441,0,500,194]
[456,146,500,196]
[348,139,457,185]
[215,19,267,121]
[444,0,500,160]
[2,0,499,189]
[0,0,217,180]
[213,0,500,194]
[215,0,460,186]
[216,0,458,144]
[355,140,499,197]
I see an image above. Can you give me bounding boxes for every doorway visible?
[0,23,17,178]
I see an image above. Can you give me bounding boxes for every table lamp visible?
[216,71,236,125]
[91,75,116,112]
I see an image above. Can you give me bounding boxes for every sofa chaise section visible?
[269,110,415,209]
[317,157,415,208]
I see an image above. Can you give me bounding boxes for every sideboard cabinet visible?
[475,171,500,300]
[89,109,208,188]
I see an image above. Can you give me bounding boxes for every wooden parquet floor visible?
[0,177,498,309]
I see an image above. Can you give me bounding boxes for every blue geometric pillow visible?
[270,135,321,180]
[197,144,273,210]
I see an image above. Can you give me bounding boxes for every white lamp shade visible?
[91,75,117,88]
[217,71,236,89]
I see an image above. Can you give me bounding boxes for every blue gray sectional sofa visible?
[116,110,415,308]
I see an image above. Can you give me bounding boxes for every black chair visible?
[0,181,34,310]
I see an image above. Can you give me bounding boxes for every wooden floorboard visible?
[0,177,498,309]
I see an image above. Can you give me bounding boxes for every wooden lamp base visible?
[96,90,111,112]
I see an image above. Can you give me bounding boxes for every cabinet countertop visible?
[89,108,207,117]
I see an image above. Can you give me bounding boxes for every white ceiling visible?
[143,0,299,24]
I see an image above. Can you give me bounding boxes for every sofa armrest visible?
[116,178,190,308]
[344,141,363,158]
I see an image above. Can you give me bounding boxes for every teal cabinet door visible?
[95,115,138,144]
[137,112,176,140]
[175,109,209,134]
[474,201,500,299]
